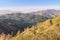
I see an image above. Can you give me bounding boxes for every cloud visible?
[0,6,60,13]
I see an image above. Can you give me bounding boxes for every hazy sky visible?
[0,0,60,12]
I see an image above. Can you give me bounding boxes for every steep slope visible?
[10,16,60,40]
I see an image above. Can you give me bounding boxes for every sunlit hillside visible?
[0,16,60,40]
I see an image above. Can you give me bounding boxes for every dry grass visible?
[0,16,60,40]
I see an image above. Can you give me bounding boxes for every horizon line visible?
[0,6,60,13]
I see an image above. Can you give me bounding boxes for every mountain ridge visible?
[0,9,60,18]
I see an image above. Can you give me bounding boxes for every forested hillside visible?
[0,16,60,40]
[0,13,48,35]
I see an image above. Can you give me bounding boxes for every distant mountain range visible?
[27,9,60,18]
[0,9,60,18]
[0,9,60,35]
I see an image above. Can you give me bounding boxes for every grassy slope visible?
[0,16,60,40]
[8,16,60,40]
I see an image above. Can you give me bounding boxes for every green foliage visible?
[0,13,48,35]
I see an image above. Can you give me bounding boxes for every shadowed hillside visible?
[0,16,60,40]
[0,13,48,35]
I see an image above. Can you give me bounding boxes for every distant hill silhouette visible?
[0,13,48,35]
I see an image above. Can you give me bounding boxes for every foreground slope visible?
[11,16,60,40]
